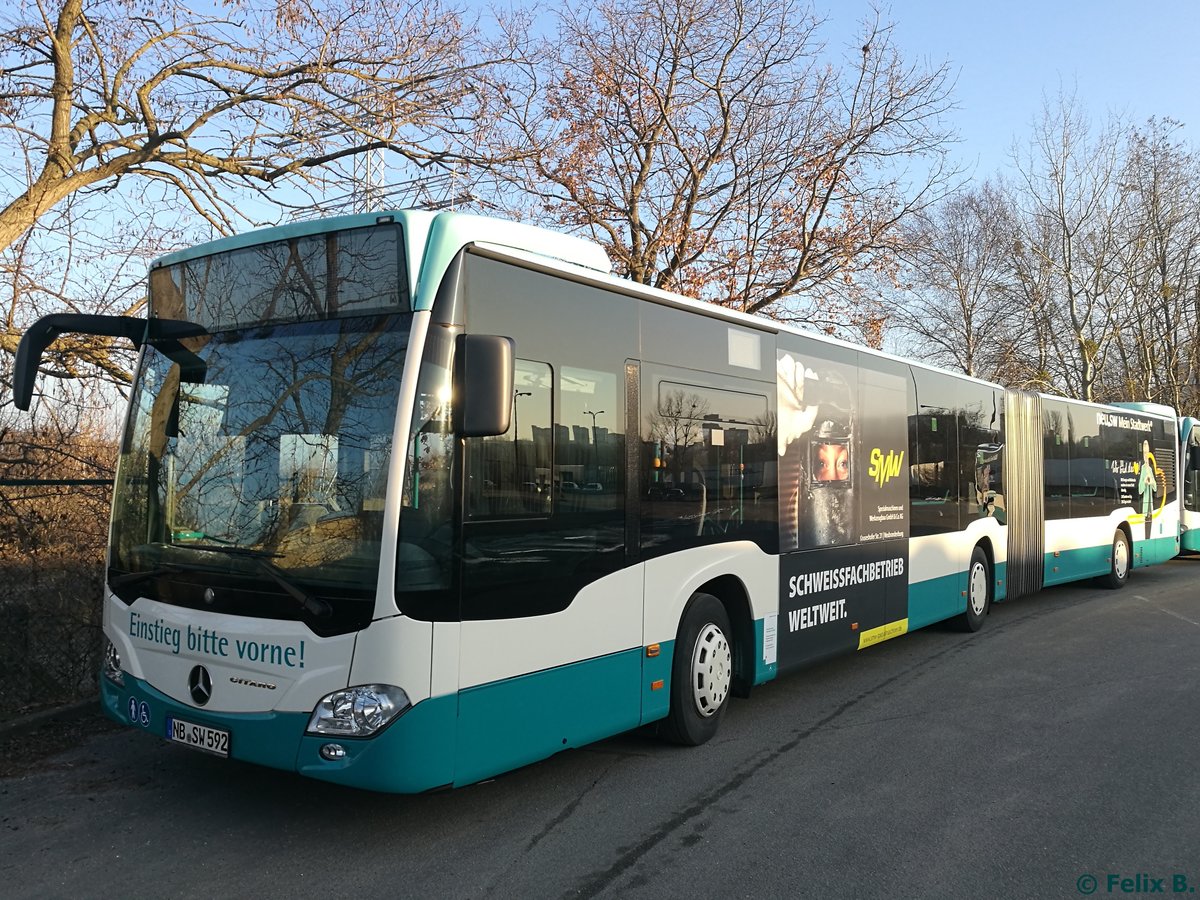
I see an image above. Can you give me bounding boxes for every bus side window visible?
[910,370,961,535]
[1071,412,1103,517]
[556,367,620,511]
[641,377,776,556]
[464,360,553,519]
[460,360,630,620]
[1043,400,1072,521]
[1187,439,1200,512]
[960,386,1004,522]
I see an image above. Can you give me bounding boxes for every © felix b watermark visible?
[1076,873,1197,895]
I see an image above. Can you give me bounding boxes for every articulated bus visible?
[12,211,1182,792]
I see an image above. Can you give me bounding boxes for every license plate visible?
[166,716,230,758]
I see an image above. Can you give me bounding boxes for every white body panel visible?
[908,518,1006,586]
[347,615,433,703]
[105,592,351,713]
[1044,512,1130,555]
[642,542,777,645]
[454,542,776,691]
[431,621,461,698]
[457,564,644,689]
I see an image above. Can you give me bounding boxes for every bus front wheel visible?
[660,593,733,746]
[1101,529,1131,590]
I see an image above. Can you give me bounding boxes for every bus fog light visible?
[306,685,410,737]
[102,640,125,687]
[320,743,346,761]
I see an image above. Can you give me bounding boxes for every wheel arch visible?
[1117,520,1134,547]
[1116,520,1135,574]
[974,535,996,591]
[691,574,755,698]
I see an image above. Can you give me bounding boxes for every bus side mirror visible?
[11,313,206,411]
[454,334,515,437]
[1191,445,1200,470]
[12,313,150,411]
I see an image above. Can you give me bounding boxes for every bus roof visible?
[149,209,1176,417]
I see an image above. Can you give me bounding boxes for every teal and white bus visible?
[12,210,1182,792]
[1179,416,1200,553]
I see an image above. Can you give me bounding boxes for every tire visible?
[659,593,733,746]
[1101,529,1131,589]
[952,546,991,632]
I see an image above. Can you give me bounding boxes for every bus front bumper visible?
[100,673,457,793]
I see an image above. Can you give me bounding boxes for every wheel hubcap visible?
[969,562,988,616]
[1114,538,1129,579]
[690,623,732,717]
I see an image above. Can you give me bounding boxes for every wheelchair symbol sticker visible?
[127,697,150,728]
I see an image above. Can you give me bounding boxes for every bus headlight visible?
[102,639,125,687]
[306,685,411,737]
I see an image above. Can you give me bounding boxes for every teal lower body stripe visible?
[455,648,643,787]
[907,570,966,630]
[101,674,458,793]
[1182,529,1200,554]
[105,650,653,793]
[1044,533,1179,585]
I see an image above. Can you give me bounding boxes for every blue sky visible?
[180,1,1200,226]
[820,0,1200,178]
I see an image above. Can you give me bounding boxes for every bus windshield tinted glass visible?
[149,223,408,331]
[109,313,409,631]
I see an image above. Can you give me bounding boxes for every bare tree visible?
[0,0,516,250]
[0,193,173,404]
[998,204,1061,392]
[890,182,1017,380]
[1107,119,1200,411]
[0,0,528,399]
[1008,93,1130,401]
[892,101,1200,413]
[493,0,957,344]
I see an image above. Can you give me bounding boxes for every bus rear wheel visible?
[660,592,733,746]
[952,546,991,632]
[1100,529,1131,589]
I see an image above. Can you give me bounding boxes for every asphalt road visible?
[3,558,1199,899]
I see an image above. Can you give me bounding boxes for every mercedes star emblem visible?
[188,665,213,706]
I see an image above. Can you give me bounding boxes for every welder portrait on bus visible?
[777,349,857,549]
[804,416,854,546]
[812,439,850,482]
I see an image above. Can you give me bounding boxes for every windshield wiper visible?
[175,542,282,559]
[256,560,332,619]
[172,530,236,544]
[117,543,330,618]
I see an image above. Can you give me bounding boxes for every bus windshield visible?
[109,312,410,633]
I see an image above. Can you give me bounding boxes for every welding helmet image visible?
[802,374,855,546]
[809,425,852,487]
